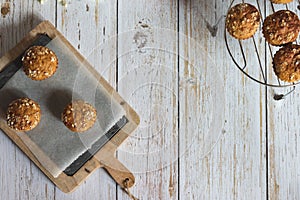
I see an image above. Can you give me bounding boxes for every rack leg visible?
[273,86,296,101]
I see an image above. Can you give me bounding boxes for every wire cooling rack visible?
[225,0,300,99]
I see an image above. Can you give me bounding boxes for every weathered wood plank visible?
[117,0,179,199]
[4,0,296,199]
[179,0,267,199]
[0,0,56,199]
[55,0,117,199]
[266,1,300,199]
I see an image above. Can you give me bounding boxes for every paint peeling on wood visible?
[1,2,10,17]
[37,0,47,4]
[269,144,280,200]
[133,32,148,49]
[45,184,48,197]
[78,22,81,49]
[95,0,99,26]
[133,21,153,53]
[205,156,210,186]
[233,144,237,199]
[59,0,67,7]
[169,164,174,198]
[61,7,66,27]
[218,142,223,186]
[259,88,264,189]
[0,0,281,199]
[268,105,280,200]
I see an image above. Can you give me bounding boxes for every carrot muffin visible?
[62,100,97,132]
[270,0,293,4]
[226,3,261,40]
[263,10,300,46]
[6,97,41,131]
[22,46,58,81]
[273,44,300,82]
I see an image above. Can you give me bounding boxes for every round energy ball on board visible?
[22,46,58,81]
[270,0,293,4]
[263,10,300,46]
[226,3,261,40]
[62,100,97,133]
[6,97,41,131]
[273,44,300,83]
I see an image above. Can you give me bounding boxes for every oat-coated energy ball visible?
[62,100,97,133]
[22,46,58,81]
[226,3,261,40]
[273,44,300,83]
[6,97,41,131]
[263,10,300,46]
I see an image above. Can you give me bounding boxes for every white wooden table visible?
[0,0,299,199]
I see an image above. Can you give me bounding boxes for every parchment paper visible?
[0,36,125,178]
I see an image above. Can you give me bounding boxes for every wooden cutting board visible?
[0,20,140,193]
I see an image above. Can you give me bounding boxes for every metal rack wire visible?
[225,0,300,99]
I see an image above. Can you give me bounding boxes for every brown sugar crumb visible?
[263,10,300,46]
[226,3,261,40]
[6,97,41,131]
[22,46,58,81]
[62,100,97,133]
[273,44,300,82]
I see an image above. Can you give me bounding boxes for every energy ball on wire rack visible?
[6,97,41,132]
[226,3,261,40]
[22,46,58,81]
[270,0,293,4]
[62,100,97,133]
[263,10,300,46]
[273,44,300,83]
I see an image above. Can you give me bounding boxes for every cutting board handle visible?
[100,156,135,188]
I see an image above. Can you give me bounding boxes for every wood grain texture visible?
[2,0,299,199]
[0,1,56,200]
[266,1,300,199]
[117,0,179,199]
[179,0,267,199]
[55,0,118,199]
